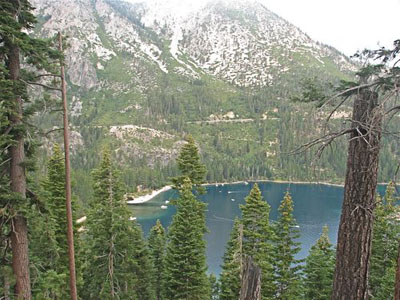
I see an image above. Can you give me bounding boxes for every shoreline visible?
[127,185,172,204]
[126,179,393,205]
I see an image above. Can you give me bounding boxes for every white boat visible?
[231,198,235,201]
[161,205,168,209]
[165,200,170,204]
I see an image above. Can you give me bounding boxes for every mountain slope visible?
[31,0,400,202]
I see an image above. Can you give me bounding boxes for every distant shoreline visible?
[126,179,393,205]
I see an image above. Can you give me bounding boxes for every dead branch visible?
[290,128,355,156]
[34,73,61,79]
[20,79,62,91]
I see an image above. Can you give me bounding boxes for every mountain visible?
[32,0,354,90]
[30,0,398,201]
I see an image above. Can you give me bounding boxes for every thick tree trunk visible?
[395,241,400,300]
[7,40,31,299]
[332,90,382,300]
[239,257,261,300]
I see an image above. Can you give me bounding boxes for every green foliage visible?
[303,225,335,300]
[172,135,207,194]
[83,149,154,299]
[290,77,331,106]
[148,219,166,300]
[208,273,220,300]
[273,192,303,300]
[240,183,275,299]
[219,218,242,300]
[163,179,209,300]
[29,144,81,299]
[369,183,400,299]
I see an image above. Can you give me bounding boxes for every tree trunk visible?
[239,256,261,300]
[7,40,31,299]
[59,32,78,300]
[332,90,382,300]
[394,241,400,300]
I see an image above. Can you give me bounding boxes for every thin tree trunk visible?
[332,90,382,300]
[7,39,32,300]
[394,240,400,300]
[239,256,261,300]
[59,32,78,300]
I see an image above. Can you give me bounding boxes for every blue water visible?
[130,182,388,275]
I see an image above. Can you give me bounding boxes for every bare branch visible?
[289,128,355,155]
[20,79,62,91]
[35,73,61,79]
[319,82,379,110]
[44,127,64,137]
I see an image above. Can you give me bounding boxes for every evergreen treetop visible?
[273,191,303,300]
[240,183,275,299]
[172,135,207,194]
[163,178,209,300]
[303,225,335,300]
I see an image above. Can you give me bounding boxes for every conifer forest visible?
[1,0,400,299]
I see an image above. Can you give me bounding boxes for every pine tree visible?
[172,135,207,194]
[83,149,154,299]
[208,274,220,300]
[369,183,399,299]
[148,219,166,300]
[273,192,302,300]
[0,1,61,297]
[163,178,209,300]
[240,183,275,299]
[303,225,335,300]
[29,144,73,299]
[219,218,241,300]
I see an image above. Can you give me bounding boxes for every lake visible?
[129,181,387,275]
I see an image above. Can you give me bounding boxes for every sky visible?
[261,0,400,56]
[127,0,400,56]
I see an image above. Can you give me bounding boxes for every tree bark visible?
[332,90,382,300]
[239,256,261,300]
[59,32,78,300]
[394,241,400,300]
[7,40,32,299]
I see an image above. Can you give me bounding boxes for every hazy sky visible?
[261,0,400,56]
[127,0,400,56]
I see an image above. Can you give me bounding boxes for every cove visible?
[129,181,387,275]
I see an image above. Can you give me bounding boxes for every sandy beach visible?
[127,185,172,204]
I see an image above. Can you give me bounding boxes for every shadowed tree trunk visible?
[240,256,261,300]
[7,40,31,299]
[332,90,382,300]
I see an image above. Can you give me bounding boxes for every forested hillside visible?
[26,0,400,203]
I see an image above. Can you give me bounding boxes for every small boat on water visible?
[161,205,168,209]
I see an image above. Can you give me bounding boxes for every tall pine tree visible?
[369,183,400,299]
[148,219,166,300]
[163,178,209,299]
[219,218,242,300]
[29,144,78,299]
[0,1,60,297]
[83,149,154,299]
[303,225,335,300]
[273,192,302,300]
[240,183,275,299]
